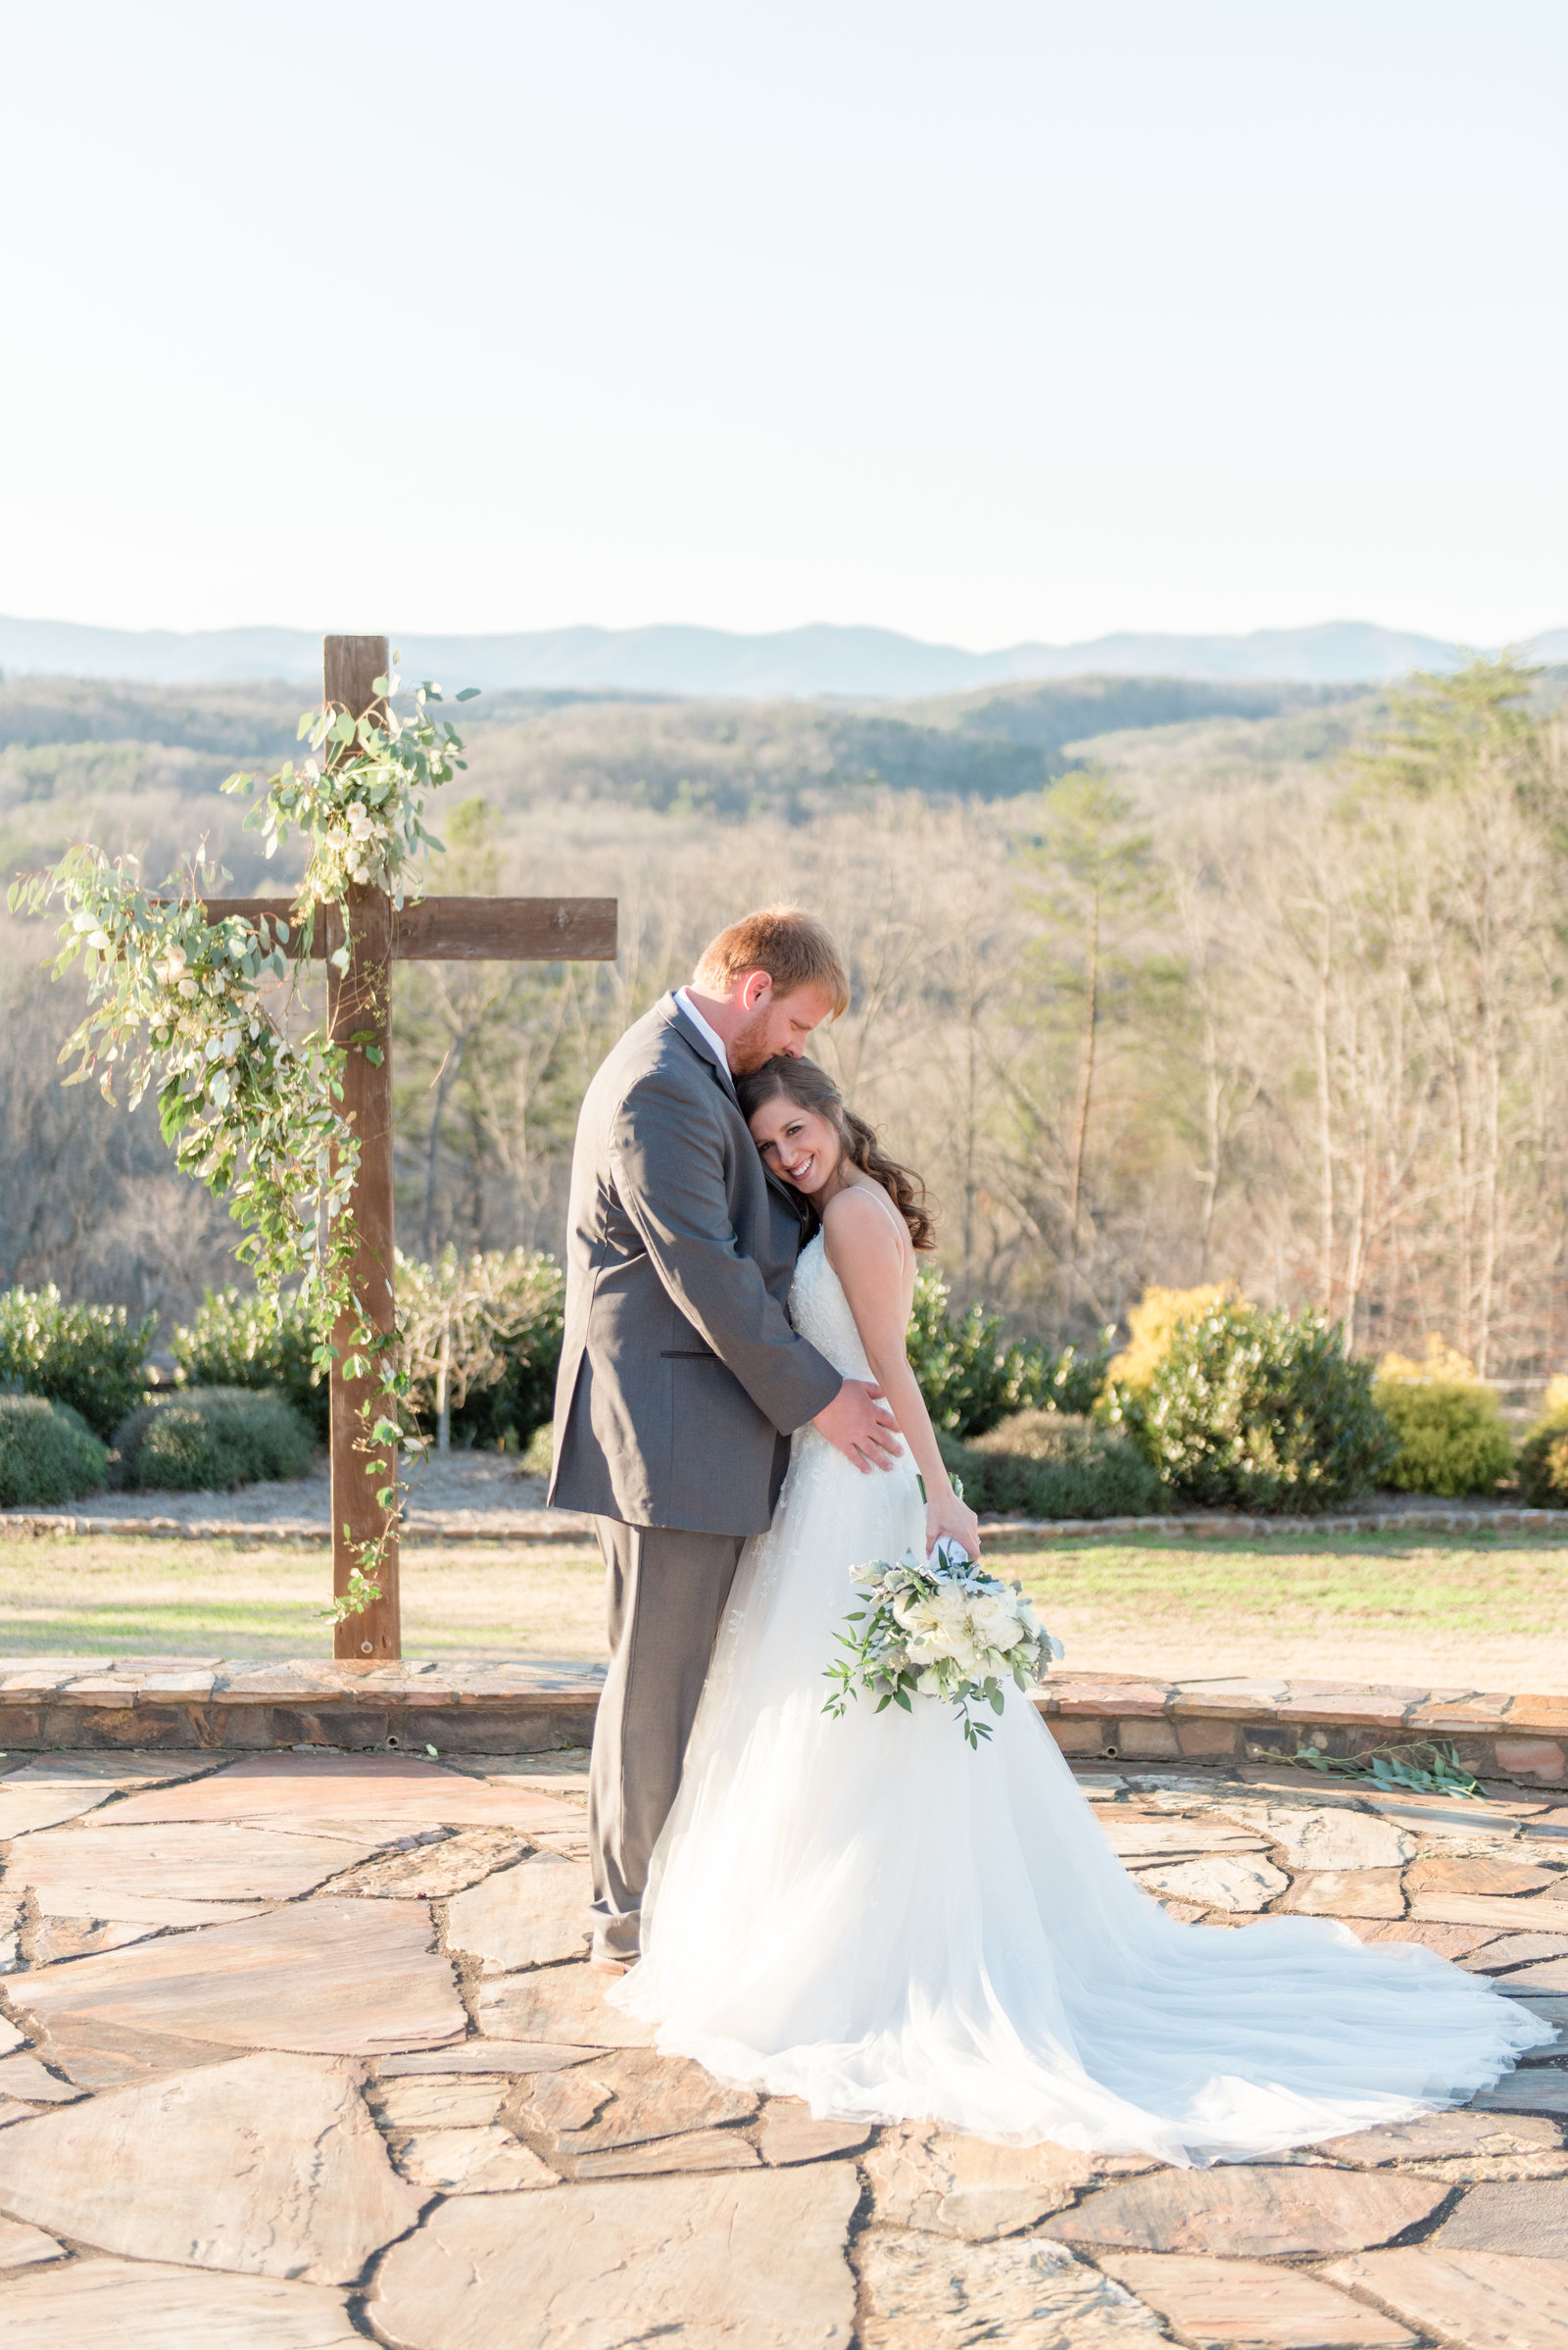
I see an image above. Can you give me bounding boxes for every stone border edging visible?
[982,1506,1568,1539]
[4,1503,1566,1544]
[0,1511,598,1544]
[1,1658,1564,1787]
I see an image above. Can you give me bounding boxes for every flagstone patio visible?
[1,1744,1567,2346]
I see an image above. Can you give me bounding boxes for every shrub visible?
[1518,1380,1568,1507]
[942,1409,1165,1520]
[907,1270,1108,1438]
[0,1395,109,1506]
[1373,1379,1512,1497]
[1104,1284,1237,1395]
[113,1386,316,1493]
[396,1249,564,1449]
[1120,1297,1396,1513]
[172,1288,327,1438]
[1377,1333,1484,1386]
[0,1286,155,1441]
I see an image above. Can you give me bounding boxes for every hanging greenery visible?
[7,661,477,1618]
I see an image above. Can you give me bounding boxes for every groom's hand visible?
[813,1379,902,1473]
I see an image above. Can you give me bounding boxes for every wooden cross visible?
[203,635,615,1663]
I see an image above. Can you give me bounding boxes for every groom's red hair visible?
[694,906,850,1018]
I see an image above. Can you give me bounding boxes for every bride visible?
[612,1055,1547,2162]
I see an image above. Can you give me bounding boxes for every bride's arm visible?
[822,1191,983,1558]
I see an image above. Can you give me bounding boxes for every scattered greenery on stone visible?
[1110,1297,1397,1513]
[0,1285,155,1442]
[0,1394,110,1507]
[1286,1738,1482,1800]
[113,1385,316,1493]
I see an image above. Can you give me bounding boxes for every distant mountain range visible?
[2,613,1563,698]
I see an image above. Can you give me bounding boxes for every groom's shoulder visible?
[593,998,715,1110]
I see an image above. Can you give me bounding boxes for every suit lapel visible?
[659,996,808,1242]
[665,993,739,1102]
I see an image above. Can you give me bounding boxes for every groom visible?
[550,906,900,1969]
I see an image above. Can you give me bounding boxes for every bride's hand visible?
[926,1486,981,1561]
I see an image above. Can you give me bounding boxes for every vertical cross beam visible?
[322,634,400,1661]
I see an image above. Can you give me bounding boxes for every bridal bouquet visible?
[824,1536,1063,1749]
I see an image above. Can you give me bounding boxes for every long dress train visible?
[612,1232,1548,2164]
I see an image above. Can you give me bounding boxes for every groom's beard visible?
[725,1004,777,1076]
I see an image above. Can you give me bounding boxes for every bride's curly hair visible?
[736,1056,937,1251]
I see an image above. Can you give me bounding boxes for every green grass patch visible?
[993,1531,1568,1641]
[0,1538,606,1662]
[1,1527,1564,1672]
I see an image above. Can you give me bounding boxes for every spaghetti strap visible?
[855,1181,908,1244]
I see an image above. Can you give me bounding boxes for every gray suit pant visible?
[588,1517,745,1963]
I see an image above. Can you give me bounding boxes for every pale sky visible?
[4,1,1563,649]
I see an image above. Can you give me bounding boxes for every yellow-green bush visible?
[1104,1284,1237,1397]
[1517,1377,1568,1507]
[1373,1335,1511,1497]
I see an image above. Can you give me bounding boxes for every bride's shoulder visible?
[820,1182,905,1260]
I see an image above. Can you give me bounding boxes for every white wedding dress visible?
[613,1227,1548,2163]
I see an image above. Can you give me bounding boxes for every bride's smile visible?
[748,1101,842,1199]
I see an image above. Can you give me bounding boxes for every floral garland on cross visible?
[8,661,476,1620]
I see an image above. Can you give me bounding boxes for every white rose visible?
[903,1602,965,1663]
[969,1595,1023,1650]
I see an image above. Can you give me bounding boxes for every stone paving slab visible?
[445,1850,593,1970]
[13,1898,466,2058]
[0,2053,424,2278]
[369,2165,861,2349]
[1046,2162,1450,2256]
[0,2220,64,2272]
[1435,2179,1568,2258]
[0,2258,367,2344]
[1324,2248,1568,2349]
[854,2227,1163,2347]
[4,1819,381,1907]
[1098,2252,1418,2346]
[0,1745,1565,2342]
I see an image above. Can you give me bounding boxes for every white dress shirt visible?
[674,988,737,1095]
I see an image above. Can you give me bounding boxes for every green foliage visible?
[11,666,478,1620]
[113,1385,316,1493]
[1286,1740,1482,1801]
[1372,1378,1512,1497]
[941,1410,1165,1520]
[1517,1393,1568,1508]
[172,1287,328,1438]
[0,1285,155,1441]
[1116,1297,1396,1513]
[908,1270,1106,1438]
[397,1248,564,1448]
[0,1395,109,1506]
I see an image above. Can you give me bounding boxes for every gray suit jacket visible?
[548,994,843,1535]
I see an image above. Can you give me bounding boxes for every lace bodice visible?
[789,1232,873,1379]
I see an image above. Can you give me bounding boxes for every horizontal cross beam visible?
[191,896,617,962]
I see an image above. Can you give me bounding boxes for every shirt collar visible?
[673,988,738,1097]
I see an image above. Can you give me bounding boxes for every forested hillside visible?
[3,662,1565,1379]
